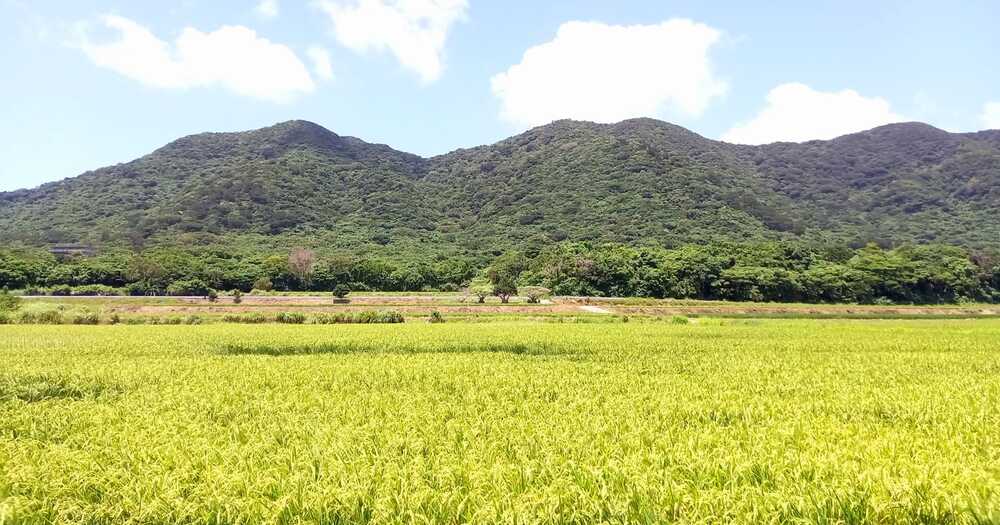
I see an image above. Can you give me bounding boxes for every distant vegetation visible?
[1,240,996,304]
[1,119,998,304]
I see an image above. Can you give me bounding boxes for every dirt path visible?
[579,305,614,314]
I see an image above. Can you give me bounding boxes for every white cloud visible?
[256,0,280,18]
[315,0,467,84]
[77,15,314,103]
[722,83,906,144]
[490,19,727,128]
[307,46,334,81]
[981,102,1000,129]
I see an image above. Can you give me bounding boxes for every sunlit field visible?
[2,320,1000,524]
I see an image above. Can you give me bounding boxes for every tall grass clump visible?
[311,311,405,324]
[222,313,270,324]
[275,312,307,324]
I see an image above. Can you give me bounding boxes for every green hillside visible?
[1,118,998,254]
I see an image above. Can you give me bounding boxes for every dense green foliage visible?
[522,241,999,304]
[1,119,998,254]
[3,321,1000,522]
[0,240,996,303]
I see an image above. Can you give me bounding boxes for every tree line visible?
[0,241,997,304]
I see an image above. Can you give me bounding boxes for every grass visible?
[2,321,1000,523]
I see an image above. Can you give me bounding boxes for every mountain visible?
[1,119,998,254]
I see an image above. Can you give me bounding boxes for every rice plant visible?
[1,320,999,523]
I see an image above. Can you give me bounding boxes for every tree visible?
[333,284,351,300]
[127,255,166,289]
[287,248,316,290]
[520,286,551,304]
[487,251,526,303]
[468,276,492,303]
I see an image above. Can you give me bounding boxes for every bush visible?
[109,313,122,325]
[0,289,21,312]
[185,315,203,325]
[19,307,64,325]
[253,277,274,292]
[275,312,306,324]
[428,311,445,323]
[207,289,219,303]
[333,284,351,300]
[670,315,690,325]
[72,312,101,325]
[70,285,122,297]
[0,313,11,325]
[49,285,72,297]
[232,290,243,304]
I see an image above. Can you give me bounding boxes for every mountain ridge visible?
[1,118,998,253]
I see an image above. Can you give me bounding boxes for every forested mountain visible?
[1,118,998,254]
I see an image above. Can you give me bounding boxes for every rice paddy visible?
[2,320,1000,524]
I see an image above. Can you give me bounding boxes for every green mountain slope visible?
[1,119,998,253]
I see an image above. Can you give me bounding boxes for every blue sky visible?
[2,0,999,191]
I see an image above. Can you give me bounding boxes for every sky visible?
[1,0,999,192]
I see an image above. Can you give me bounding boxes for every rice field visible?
[2,320,1000,524]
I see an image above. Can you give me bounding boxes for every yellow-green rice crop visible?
[2,320,1000,524]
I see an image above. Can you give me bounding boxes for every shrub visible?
[428,311,445,323]
[275,312,306,324]
[72,312,101,325]
[49,285,72,297]
[0,289,21,312]
[333,284,351,300]
[19,307,64,325]
[207,290,219,303]
[70,285,122,297]
[109,313,122,325]
[253,277,274,292]
[0,313,10,325]
[670,315,690,325]
[232,290,243,304]
[185,315,203,325]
